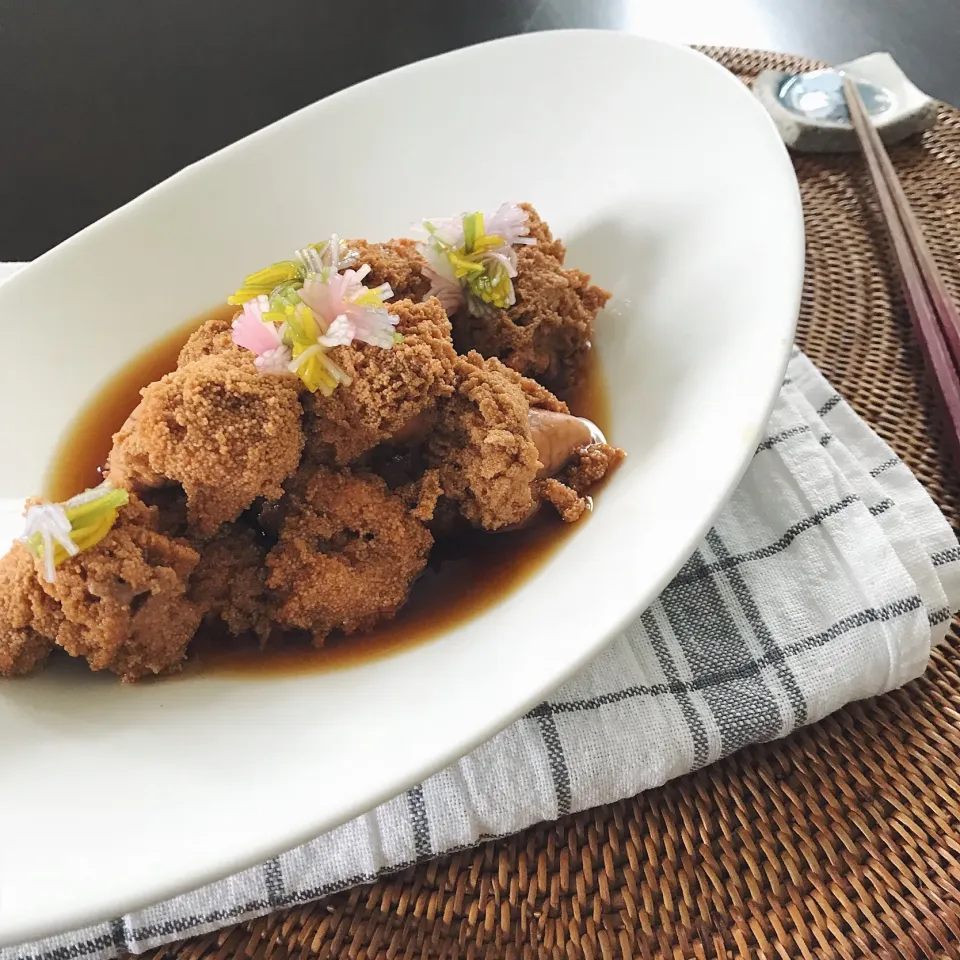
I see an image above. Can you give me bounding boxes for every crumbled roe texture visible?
[302,297,457,466]
[427,352,559,531]
[1,205,624,681]
[108,352,304,535]
[349,238,433,303]
[1,499,202,681]
[425,351,611,531]
[451,205,611,388]
[177,310,243,368]
[189,524,272,641]
[267,467,433,642]
[0,545,62,676]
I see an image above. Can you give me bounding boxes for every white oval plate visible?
[0,30,802,945]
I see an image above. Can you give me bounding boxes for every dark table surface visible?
[1,0,958,261]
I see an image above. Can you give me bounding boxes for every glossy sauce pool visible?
[44,304,612,677]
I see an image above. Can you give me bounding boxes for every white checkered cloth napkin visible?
[4,261,960,960]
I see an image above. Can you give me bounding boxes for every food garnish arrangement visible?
[0,204,624,681]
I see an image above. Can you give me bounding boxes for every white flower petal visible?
[319,315,355,348]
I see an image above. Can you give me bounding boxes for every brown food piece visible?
[561,442,626,494]
[452,204,610,388]
[3,212,624,684]
[137,485,191,539]
[398,469,444,523]
[539,479,591,524]
[427,352,560,531]
[177,310,243,367]
[106,407,165,490]
[427,496,470,538]
[522,205,565,254]
[540,443,627,522]
[266,467,433,642]
[38,499,202,681]
[302,297,457,466]
[428,352,623,530]
[190,524,272,640]
[528,409,595,478]
[349,238,433,302]
[0,544,63,677]
[107,353,304,535]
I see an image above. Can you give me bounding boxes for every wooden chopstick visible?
[843,77,960,466]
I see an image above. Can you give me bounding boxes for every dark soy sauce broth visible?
[45,304,612,677]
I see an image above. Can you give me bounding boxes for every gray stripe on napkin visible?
[263,857,286,909]
[706,528,807,727]
[928,606,952,625]
[818,394,842,417]
[29,935,116,960]
[756,424,811,452]
[932,546,960,566]
[640,605,709,768]
[531,706,573,816]
[107,923,125,956]
[869,457,900,478]
[536,597,925,712]
[406,785,432,859]
[670,495,860,588]
[662,549,781,755]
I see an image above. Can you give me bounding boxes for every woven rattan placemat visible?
[150,49,960,960]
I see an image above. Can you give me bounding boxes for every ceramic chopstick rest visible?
[753,53,938,153]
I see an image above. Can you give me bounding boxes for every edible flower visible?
[229,236,397,394]
[300,266,398,350]
[283,295,353,395]
[19,482,129,583]
[227,260,300,305]
[418,203,534,316]
[295,234,358,283]
[227,237,359,305]
[231,296,292,374]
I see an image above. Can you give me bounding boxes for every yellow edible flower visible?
[228,260,301,305]
[20,483,130,582]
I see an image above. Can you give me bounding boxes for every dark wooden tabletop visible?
[1,0,958,261]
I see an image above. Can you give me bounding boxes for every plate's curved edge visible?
[0,30,807,948]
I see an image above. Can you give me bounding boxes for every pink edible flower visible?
[299,266,398,350]
[484,202,535,248]
[254,343,293,374]
[422,260,466,314]
[231,296,292,371]
[232,297,281,354]
[416,202,533,316]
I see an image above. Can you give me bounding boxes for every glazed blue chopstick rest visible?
[753,53,938,153]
